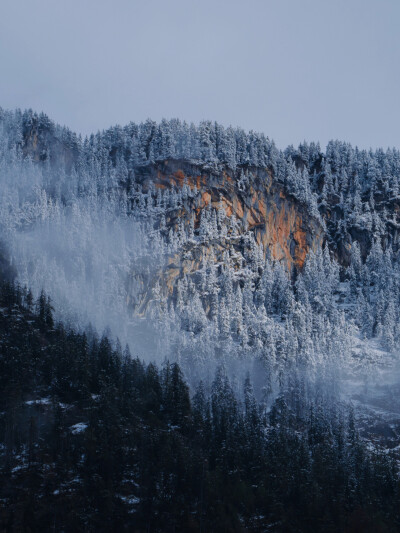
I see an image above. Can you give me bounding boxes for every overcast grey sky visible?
[1,0,399,150]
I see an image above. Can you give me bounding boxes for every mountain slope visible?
[1,108,400,372]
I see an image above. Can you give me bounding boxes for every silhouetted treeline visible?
[0,281,399,532]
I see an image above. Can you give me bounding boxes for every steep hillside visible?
[2,108,400,373]
[7,108,400,269]
[14,110,324,276]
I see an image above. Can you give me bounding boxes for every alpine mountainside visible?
[2,108,400,531]
[1,108,400,421]
[2,108,400,366]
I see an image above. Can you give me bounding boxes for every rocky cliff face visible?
[128,160,325,313]
[136,159,324,269]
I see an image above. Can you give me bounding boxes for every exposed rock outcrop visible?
[135,160,324,268]
[128,160,325,313]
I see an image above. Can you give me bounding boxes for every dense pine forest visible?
[1,280,399,532]
[1,108,400,531]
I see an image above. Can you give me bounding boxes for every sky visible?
[0,0,399,150]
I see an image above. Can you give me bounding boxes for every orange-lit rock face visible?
[255,202,314,270]
[127,160,325,313]
[139,160,324,274]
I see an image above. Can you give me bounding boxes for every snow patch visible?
[70,422,88,434]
